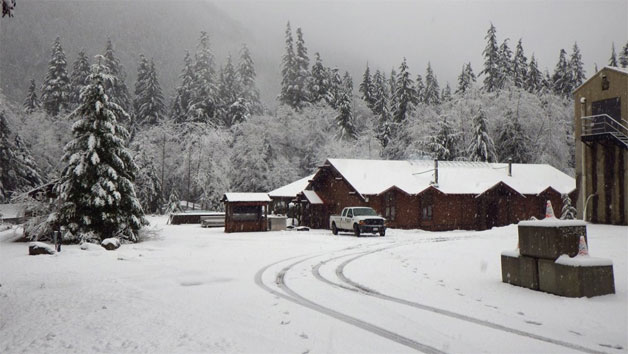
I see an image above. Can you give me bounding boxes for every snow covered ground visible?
[0,217,626,353]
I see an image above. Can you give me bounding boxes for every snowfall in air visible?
[0,217,626,354]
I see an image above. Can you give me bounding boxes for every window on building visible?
[385,191,396,221]
[232,205,262,221]
[422,195,433,220]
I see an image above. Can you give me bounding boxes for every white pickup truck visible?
[329,207,386,237]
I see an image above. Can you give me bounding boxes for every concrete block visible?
[501,254,520,286]
[519,225,587,260]
[538,259,615,297]
[519,256,539,290]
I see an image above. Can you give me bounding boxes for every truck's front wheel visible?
[354,224,361,237]
[331,222,338,235]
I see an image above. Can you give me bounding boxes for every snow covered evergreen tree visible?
[134,58,165,127]
[552,49,572,98]
[189,31,217,124]
[309,52,329,104]
[217,55,243,126]
[425,115,459,160]
[55,65,146,242]
[497,39,513,88]
[467,107,496,162]
[0,112,43,202]
[495,109,530,163]
[165,189,182,214]
[359,64,375,109]
[423,62,440,105]
[326,68,343,109]
[41,37,71,117]
[335,89,357,141]
[526,54,543,93]
[23,79,41,113]
[512,39,528,88]
[441,83,452,102]
[560,193,577,220]
[293,27,311,108]
[171,51,195,123]
[69,50,91,108]
[609,43,618,67]
[102,39,131,115]
[456,63,475,95]
[481,23,500,92]
[279,22,297,108]
[569,42,586,89]
[133,54,150,113]
[415,74,425,103]
[238,44,263,115]
[620,42,628,68]
[392,58,417,123]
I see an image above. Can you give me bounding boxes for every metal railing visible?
[581,114,628,139]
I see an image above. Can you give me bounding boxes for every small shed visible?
[222,193,271,233]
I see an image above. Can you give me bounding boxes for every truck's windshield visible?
[352,208,377,216]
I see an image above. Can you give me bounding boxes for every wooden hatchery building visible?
[290,158,575,231]
[574,66,628,225]
[222,193,271,233]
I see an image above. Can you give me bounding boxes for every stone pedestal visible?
[518,223,586,259]
[538,258,615,297]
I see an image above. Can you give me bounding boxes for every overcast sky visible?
[215,0,627,87]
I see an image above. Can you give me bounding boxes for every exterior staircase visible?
[581,114,628,149]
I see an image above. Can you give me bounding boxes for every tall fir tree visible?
[415,74,425,103]
[55,64,146,242]
[552,49,571,98]
[41,36,71,117]
[619,41,628,68]
[335,89,357,140]
[372,70,391,148]
[238,44,263,115]
[525,54,543,93]
[495,109,530,163]
[0,112,43,202]
[467,107,496,162]
[359,64,375,109]
[23,79,41,113]
[392,58,417,123]
[609,43,618,67]
[512,39,528,89]
[102,39,131,115]
[441,83,452,102]
[133,54,150,114]
[569,42,586,89]
[309,52,329,104]
[135,58,165,127]
[497,39,513,89]
[481,23,500,92]
[342,71,353,95]
[325,68,343,109]
[189,31,217,123]
[171,51,195,123]
[423,62,441,105]
[456,63,475,95]
[279,22,297,108]
[293,27,311,109]
[69,50,91,108]
[217,55,243,127]
[388,68,398,115]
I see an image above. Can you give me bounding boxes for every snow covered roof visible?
[325,159,574,196]
[302,190,324,205]
[223,193,271,203]
[268,175,314,198]
[573,66,628,93]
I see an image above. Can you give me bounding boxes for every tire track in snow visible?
[331,246,606,354]
[254,243,445,354]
